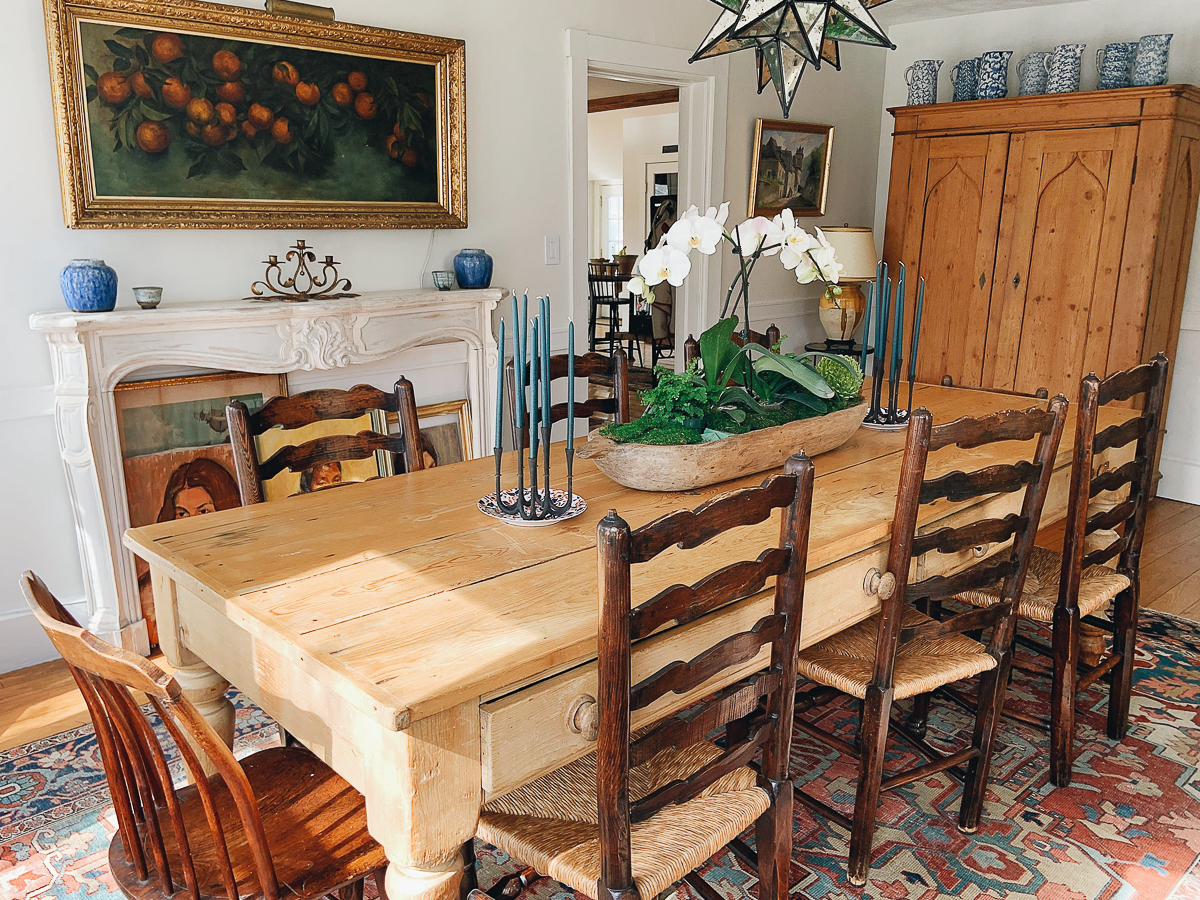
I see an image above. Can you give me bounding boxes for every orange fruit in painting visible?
[129,70,153,99]
[186,97,214,124]
[347,70,367,92]
[161,78,192,108]
[186,121,199,137]
[353,92,376,119]
[151,33,185,64]
[214,102,236,125]
[271,117,293,144]
[96,71,130,104]
[200,123,227,147]
[135,120,170,153]
[401,148,419,168]
[216,80,245,104]
[295,82,320,105]
[384,134,400,158]
[241,120,258,138]
[272,61,300,86]
[247,103,274,129]
[416,92,429,108]
[331,82,353,106]
[225,124,238,142]
[211,50,241,81]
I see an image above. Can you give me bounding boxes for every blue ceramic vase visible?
[453,249,493,289]
[60,259,118,313]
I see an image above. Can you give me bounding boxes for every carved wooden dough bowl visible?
[577,402,864,492]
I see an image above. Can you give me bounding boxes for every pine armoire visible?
[882,85,1200,417]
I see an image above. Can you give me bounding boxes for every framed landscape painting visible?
[748,119,834,218]
[44,0,466,228]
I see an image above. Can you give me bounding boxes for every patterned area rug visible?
[3,610,1199,899]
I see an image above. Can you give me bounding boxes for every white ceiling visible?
[873,0,1083,25]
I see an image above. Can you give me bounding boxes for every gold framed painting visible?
[388,399,472,471]
[44,0,467,228]
[748,119,833,218]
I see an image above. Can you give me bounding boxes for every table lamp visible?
[818,226,879,351]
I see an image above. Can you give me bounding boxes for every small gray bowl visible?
[132,286,163,309]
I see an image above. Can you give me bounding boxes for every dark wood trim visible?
[588,88,679,114]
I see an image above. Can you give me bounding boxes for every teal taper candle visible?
[530,317,539,458]
[495,319,505,450]
[909,277,925,382]
[567,320,575,446]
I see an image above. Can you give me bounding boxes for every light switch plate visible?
[544,235,560,266]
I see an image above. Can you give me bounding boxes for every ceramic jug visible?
[1132,34,1173,87]
[1018,52,1052,96]
[977,50,1013,100]
[905,59,943,106]
[951,58,980,102]
[1046,43,1086,94]
[60,259,117,313]
[1096,42,1137,90]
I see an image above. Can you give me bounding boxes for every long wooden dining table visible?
[124,382,1134,900]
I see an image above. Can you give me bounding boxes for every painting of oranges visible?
[79,22,439,203]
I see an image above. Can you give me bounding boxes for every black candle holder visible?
[862,265,924,432]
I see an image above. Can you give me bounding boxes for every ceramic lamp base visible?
[819,282,867,343]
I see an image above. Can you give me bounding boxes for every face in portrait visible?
[156,458,241,523]
[300,460,344,493]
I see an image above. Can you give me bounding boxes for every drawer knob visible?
[567,695,599,742]
[863,568,896,600]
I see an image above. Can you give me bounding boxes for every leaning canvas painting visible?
[749,118,834,218]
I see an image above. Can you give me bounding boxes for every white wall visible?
[622,112,679,257]
[587,103,676,182]
[0,0,892,672]
[873,0,1200,502]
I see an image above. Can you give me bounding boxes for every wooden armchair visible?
[20,571,385,900]
[506,351,630,450]
[227,379,423,505]
[953,355,1170,786]
[791,399,1068,885]
[470,455,815,900]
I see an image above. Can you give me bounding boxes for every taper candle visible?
[567,320,575,447]
[877,270,891,372]
[495,319,505,450]
[892,263,905,384]
[860,281,873,373]
[512,296,523,422]
[530,317,540,458]
[541,297,551,428]
[909,277,925,381]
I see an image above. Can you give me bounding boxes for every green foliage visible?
[599,417,704,445]
[699,317,741,389]
[640,364,712,424]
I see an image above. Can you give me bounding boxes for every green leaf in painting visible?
[86,85,98,103]
[113,27,149,38]
[83,63,100,83]
[104,39,132,59]
[135,45,149,65]
[699,316,740,388]
[113,57,131,72]
[138,103,174,121]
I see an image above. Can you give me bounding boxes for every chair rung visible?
[728,837,758,870]
[1082,614,1114,633]
[794,684,842,712]
[880,747,978,792]
[792,786,853,831]
[792,716,860,760]
[1077,653,1121,692]
[1014,633,1054,658]
[1001,706,1052,729]
[1010,655,1054,678]
[935,685,979,716]
[683,872,727,900]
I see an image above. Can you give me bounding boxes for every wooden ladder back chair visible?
[474,455,815,900]
[227,378,423,505]
[19,571,384,900]
[682,325,780,369]
[587,268,632,356]
[792,398,1068,885]
[505,351,630,451]
[955,354,1169,786]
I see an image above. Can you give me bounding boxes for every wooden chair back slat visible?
[910,514,1027,558]
[630,613,785,712]
[594,454,813,897]
[1097,362,1159,405]
[918,460,1040,504]
[926,406,1060,452]
[1093,415,1148,453]
[228,378,423,505]
[630,548,790,640]
[506,351,630,450]
[910,558,1018,605]
[20,572,283,900]
[1089,459,1142,498]
[1087,499,1138,535]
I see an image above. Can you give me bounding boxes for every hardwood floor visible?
[2,498,1197,753]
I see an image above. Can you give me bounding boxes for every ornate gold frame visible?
[748,118,834,219]
[44,0,467,229]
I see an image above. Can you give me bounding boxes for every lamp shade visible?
[822,227,879,281]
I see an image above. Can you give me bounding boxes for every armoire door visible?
[984,126,1139,395]
[886,133,1009,387]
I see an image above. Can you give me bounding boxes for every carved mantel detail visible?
[30,288,506,655]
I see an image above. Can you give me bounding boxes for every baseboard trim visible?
[1159,454,1200,506]
[0,596,90,674]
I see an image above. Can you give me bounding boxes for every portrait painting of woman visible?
[156,457,241,521]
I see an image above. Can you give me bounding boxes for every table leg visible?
[361,699,481,900]
[149,568,236,772]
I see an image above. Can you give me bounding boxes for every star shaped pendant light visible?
[691,0,897,116]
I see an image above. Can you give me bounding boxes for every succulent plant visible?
[814,355,865,401]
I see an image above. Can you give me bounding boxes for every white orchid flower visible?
[794,243,843,285]
[732,216,779,257]
[639,246,692,287]
[666,204,726,255]
[776,210,819,272]
[626,273,655,303]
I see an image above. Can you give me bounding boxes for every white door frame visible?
[566,30,729,367]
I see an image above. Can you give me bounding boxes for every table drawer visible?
[480,543,890,799]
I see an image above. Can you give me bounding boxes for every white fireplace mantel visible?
[30,287,506,655]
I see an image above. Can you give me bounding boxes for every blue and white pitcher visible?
[1097,42,1138,90]
[977,50,1012,100]
[905,59,943,106]
[1046,43,1086,94]
[1132,34,1173,87]
[951,58,980,102]
[1018,52,1052,96]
